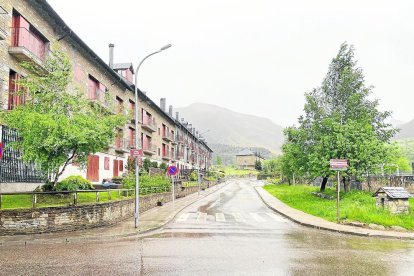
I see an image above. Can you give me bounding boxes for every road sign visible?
[130,149,143,158]
[0,142,2,160]
[330,159,348,171]
[167,165,179,176]
[137,158,143,166]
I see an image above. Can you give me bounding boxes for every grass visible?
[182,181,200,187]
[264,184,414,230]
[0,190,137,210]
[224,167,258,176]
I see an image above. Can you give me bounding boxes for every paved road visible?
[1,179,414,275]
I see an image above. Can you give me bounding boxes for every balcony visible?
[162,151,173,161]
[0,7,7,40]
[88,88,116,112]
[142,117,157,133]
[9,27,47,65]
[114,138,131,153]
[162,132,174,143]
[143,143,157,155]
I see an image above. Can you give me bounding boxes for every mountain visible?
[395,119,414,139]
[176,103,284,153]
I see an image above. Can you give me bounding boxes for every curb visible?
[255,186,414,240]
[0,182,229,246]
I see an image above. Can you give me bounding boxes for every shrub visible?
[55,176,94,191]
[112,176,123,184]
[159,162,168,171]
[189,170,198,181]
[122,174,170,189]
[151,161,159,168]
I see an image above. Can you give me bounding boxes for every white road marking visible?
[196,212,207,223]
[266,212,287,222]
[250,212,266,222]
[232,212,246,222]
[177,213,190,222]
[215,213,226,222]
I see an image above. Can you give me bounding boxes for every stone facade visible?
[375,194,410,214]
[0,0,213,187]
[0,184,206,235]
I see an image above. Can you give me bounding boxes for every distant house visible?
[235,149,265,170]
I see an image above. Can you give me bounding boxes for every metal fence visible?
[0,125,45,183]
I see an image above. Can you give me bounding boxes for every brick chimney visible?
[168,105,173,117]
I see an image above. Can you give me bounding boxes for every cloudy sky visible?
[48,0,414,126]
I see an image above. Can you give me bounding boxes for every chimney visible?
[160,98,166,112]
[168,105,173,117]
[109,43,115,69]
[176,112,180,120]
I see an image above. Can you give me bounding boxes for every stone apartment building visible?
[0,0,212,188]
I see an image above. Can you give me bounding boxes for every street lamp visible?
[196,130,210,196]
[134,44,172,228]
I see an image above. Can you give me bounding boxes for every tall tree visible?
[282,42,396,191]
[0,46,126,187]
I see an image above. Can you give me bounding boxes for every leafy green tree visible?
[254,160,263,171]
[0,46,126,187]
[282,42,396,191]
[142,158,152,172]
[216,155,223,167]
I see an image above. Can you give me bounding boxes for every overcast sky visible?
[48,0,414,127]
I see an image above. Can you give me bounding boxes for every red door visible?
[113,160,119,177]
[87,155,100,182]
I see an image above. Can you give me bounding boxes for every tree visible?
[216,155,223,167]
[255,160,262,171]
[282,42,396,191]
[0,46,126,187]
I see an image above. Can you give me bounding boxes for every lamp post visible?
[196,130,210,196]
[134,44,172,228]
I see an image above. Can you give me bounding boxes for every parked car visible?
[102,179,122,189]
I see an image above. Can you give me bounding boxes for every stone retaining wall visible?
[0,184,207,235]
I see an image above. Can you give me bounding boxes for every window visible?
[11,11,48,60]
[88,75,106,102]
[116,96,123,113]
[104,157,110,170]
[8,70,25,110]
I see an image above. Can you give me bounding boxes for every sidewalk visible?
[255,186,414,240]
[0,182,228,246]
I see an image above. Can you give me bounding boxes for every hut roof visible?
[373,187,412,199]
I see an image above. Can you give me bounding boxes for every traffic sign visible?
[167,165,179,176]
[130,149,143,158]
[330,159,348,171]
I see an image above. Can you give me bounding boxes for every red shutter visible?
[119,160,124,172]
[113,160,119,177]
[87,155,100,182]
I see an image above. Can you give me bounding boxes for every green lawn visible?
[224,167,257,176]
[264,184,414,230]
[0,191,137,210]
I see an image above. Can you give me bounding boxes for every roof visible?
[236,149,255,156]
[113,63,134,73]
[373,187,412,199]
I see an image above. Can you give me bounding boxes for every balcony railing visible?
[9,27,47,61]
[88,88,117,111]
[143,143,157,155]
[142,117,157,132]
[162,150,173,160]
[0,7,7,40]
[114,138,131,153]
[162,132,174,142]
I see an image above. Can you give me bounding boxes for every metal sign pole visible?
[337,171,340,224]
[172,175,175,210]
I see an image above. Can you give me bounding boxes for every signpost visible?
[130,149,143,158]
[167,166,179,209]
[330,159,348,223]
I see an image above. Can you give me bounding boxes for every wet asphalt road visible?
[1,179,414,276]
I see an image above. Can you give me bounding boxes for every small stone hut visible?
[373,187,412,214]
